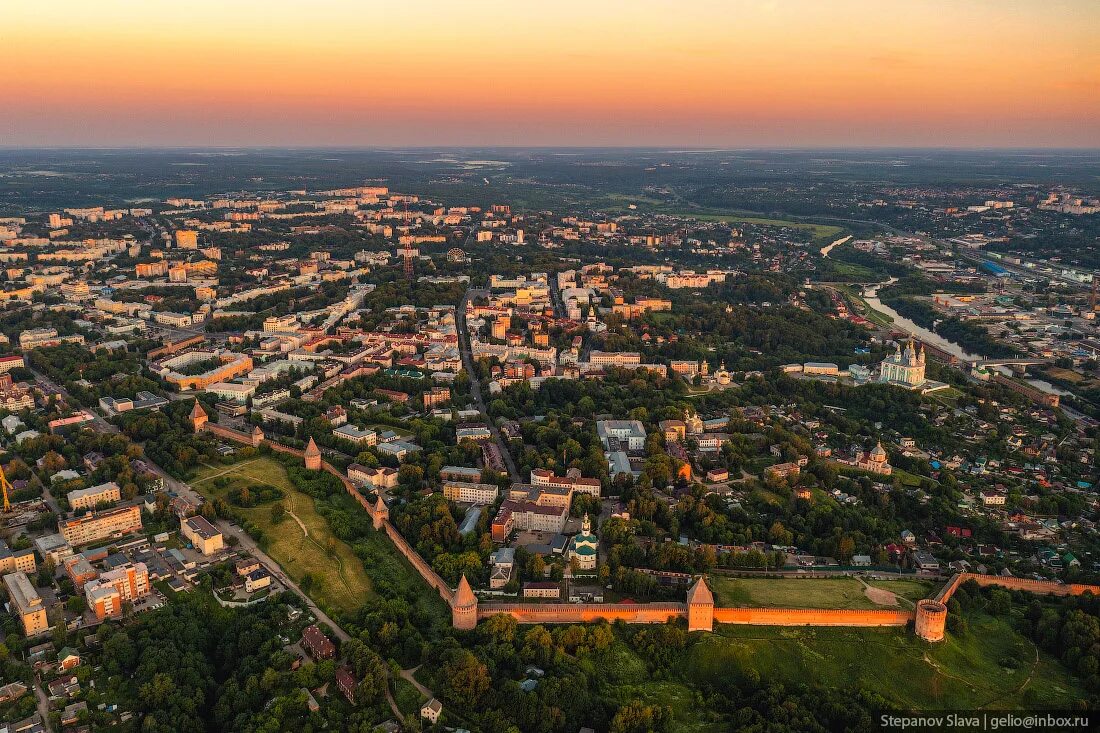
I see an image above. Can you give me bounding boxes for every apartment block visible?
[99,562,150,601]
[0,541,36,575]
[67,481,121,511]
[442,480,499,505]
[3,572,49,636]
[58,505,142,546]
[85,581,122,620]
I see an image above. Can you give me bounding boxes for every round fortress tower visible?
[303,437,322,470]
[915,599,947,642]
[452,575,478,630]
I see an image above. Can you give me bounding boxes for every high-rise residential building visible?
[175,230,199,249]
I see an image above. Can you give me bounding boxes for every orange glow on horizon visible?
[2,0,1098,147]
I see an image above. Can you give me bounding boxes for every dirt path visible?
[400,665,436,700]
[856,576,915,609]
[206,461,358,597]
[286,509,310,538]
[281,501,355,596]
[194,459,260,482]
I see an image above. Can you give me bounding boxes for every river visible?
[861,278,982,362]
[860,279,1069,397]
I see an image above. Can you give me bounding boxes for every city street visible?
[455,288,521,482]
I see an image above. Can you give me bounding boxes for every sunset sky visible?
[3,0,1098,148]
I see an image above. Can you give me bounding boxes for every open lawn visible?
[708,576,899,610]
[189,457,375,615]
[866,578,937,604]
[892,468,931,487]
[749,487,785,506]
[828,261,880,281]
[365,423,412,438]
[668,211,844,239]
[690,612,1085,710]
[928,387,965,407]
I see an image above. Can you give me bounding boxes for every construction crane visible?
[0,461,12,513]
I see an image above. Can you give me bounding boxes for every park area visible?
[688,613,1085,710]
[189,457,375,615]
[668,211,844,240]
[707,575,936,610]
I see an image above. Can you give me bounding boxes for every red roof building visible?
[301,624,336,660]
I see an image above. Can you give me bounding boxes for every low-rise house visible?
[421,699,443,724]
[0,682,28,704]
[336,667,357,704]
[910,549,940,572]
[522,581,561,599]
[244,569,271,593]
[57,647,81,672]
[301,624,335,660]
[333,424,377,446]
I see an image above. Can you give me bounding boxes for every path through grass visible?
[190,457,374,614]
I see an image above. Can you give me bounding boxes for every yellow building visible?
[3,572,49,636]
[58,505,143,546]
[175,230,199,249]
[0,542,36,575]
[182,515,224,555]
[66,481,121,512]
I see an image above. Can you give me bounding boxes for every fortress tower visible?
[250,425,264,448]
[372,495,389,530]
[686,576,714,632]
[189,401,208,432]
[915,599,947,642]
[452,575,478,630]
[304,437,322,470]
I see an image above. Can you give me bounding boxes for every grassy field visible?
[667,211,843,239]
[585,642,727,732]
[928,387,965,407]
[365,423,412,437]
[892,468,930,487]
[708,576,901,610]
[828,261,881,281]
[866,578,937,603]
[1044,366,1086,385]
[688,613,1085,710]
[749,487,785,506]
[189,457,375,615]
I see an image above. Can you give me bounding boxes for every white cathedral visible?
[878,337,927,388]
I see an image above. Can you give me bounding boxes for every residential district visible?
[0,173,1097,732]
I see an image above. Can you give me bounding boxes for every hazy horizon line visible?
[1,144,1098,153]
